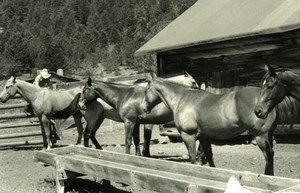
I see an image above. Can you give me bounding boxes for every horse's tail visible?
[276,96,300,124]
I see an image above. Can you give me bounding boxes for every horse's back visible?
[35,87,82,115]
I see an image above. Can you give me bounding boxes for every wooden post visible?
[185,184,197,193]
[54,157,65,193]
[53,156,84,193]
[157,54,166,76]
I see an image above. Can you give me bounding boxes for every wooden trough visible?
[34,146,300,193]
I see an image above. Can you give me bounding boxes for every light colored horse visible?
[0,76,84,149]
[79,72,199,156]
[141,77,279,175]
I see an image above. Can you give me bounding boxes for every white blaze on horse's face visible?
[0,77,18,103]
[184,72,199,89]
[255,74,286,119]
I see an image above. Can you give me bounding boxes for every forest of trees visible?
[0,0,196,77]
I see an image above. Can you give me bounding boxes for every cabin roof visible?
[135,0,300,55]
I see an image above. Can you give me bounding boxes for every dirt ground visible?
[1,121,300,193]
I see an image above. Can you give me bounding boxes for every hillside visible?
[0,0,197,77]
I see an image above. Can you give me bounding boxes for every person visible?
[33,68,53,89]
[24,68,53,115]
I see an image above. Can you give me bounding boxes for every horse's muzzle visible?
[0,96,8,103]
[254,107,268,119]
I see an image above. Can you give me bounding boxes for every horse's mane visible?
[276,96,300,124]
[155,77,197,90]
[93,80,137,87]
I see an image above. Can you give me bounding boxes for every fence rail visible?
[0,96,42,148]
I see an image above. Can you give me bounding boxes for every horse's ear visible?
[183,70,191,77]
[11,76,16,83]
[87,77,92,86]
[265,65,276,77]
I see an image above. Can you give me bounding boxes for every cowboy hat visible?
[40,68,51,79]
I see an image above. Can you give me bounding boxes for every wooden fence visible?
[0,95,42,148]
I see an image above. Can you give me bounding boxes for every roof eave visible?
[135,23,300,56]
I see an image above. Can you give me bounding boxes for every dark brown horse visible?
[82,96,161,158]
[255,65,300,119]
[80,72,199,156]
[141,77,283,175]
[0,76,84,149]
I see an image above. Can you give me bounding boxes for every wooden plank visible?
[35,147,300,193]
[0,121,40,129]
[0,113,34,120]
[279,183,300,192]
[74,147,300,191]
[275,124,300,134]
[187,44,280,60]
[0,131,41,139]
[0,139,43,147]
[0,102,28,110]
[34,146,77,165]
[162,28,300,56]
[56,155,227,193]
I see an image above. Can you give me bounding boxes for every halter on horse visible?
[0,76,84,149]
[255,65,300,119]
[79,72,199,156]
[141,77,278,175]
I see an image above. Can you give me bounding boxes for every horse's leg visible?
[38,116,47,149]
[54,119,62,139]
[181,132,197,164]
[255,134,274,175]
[73,112,84,145]
[196,142,207,165]
[143,124,153,157]
[124,120,135,154]
[199,138,215,167]
[89,117,105,149]
[41,115,51,149]
[133,122,141,156]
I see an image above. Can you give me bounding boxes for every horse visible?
[255,65,300,119]
[141,77,283,175]
[79,72,199,156]
[0,76,84,149]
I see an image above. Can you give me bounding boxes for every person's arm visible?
[33,75,41,86]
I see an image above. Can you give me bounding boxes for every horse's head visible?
[141,79,160,114]
[0,76,18,103]
[183,71,200,89]
[79,77,98,110]
[167,71,199,89]
[255,65,287,119]
[141,72,199,114]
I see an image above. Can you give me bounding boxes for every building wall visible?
[157,28,300,93]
